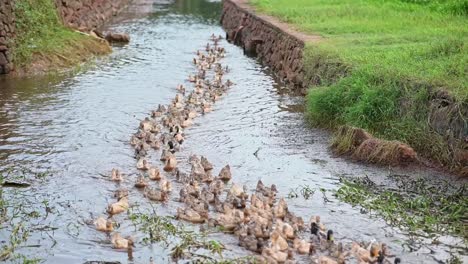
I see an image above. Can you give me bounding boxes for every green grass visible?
[250,0,467,169]
[13,0,110,69]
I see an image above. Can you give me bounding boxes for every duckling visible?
[144,187,169,202]
[148,167,161,181]
[107,197,129,215]
[159,177,172,192]
[94,216,113,232]
[140,117,154,131]
[218,165,232,181]
[136,159,151,170]
[176,207,207,224]
[111,168,123,182]
[114,188,129,200]
[163,154,177,172]
[134,175,149,188]
[111,233,133,249]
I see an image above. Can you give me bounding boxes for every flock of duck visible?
[92,35,402,264]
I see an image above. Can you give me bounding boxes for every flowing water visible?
[0,0,466,263]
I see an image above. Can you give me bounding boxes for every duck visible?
[200,156,213,171]
[271,230,289,252]
[209,178,225,194]
[160,149,170,161]
[107,197,129,215]
[168,141,180,153]
[277,219,295,239]
[256,180,277,198]
[201,102,212,114]
[94,216,113,232]
[135,175,149,188]
[317,256,345,264]
[111,168,123,182]
[136,158,151,170]
[201,169,214,183]
[130,135,140,146]
[114,188,129,200]
[351,242,378,263]
[148,167,161,180]
[176,207,207,224]
[144,187,169,202]
[293,238,310,254]
[181,117,193,128]
[111,233,133,249]
[177,84,185,93]
[159,177,172,192]
[190,160,206,180]
[163,154,177,171]
[199,187,215,203]
[262,247,289,263]
[174,132,184,144]
[218,165,232,181]
[229,183,247,198]
[273,198,288,219]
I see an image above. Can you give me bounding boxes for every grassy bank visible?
[250,0,467,170]
[13,0,110,74]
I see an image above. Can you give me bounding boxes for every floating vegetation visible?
[128,207,230,262]
[0,170,54,263]
[334,176,468,241]
[287,184,315,200]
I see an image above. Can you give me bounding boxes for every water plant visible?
[128,206,231,261]
[334,176,468,240]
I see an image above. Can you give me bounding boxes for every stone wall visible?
[221,0,320,92]
[55,0,132,30]
[0,0,15,74]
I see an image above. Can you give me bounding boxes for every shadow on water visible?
[0,0,466,263]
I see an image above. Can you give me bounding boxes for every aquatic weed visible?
[334,176,468,240]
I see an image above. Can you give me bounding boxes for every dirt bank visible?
[0,0,132,76]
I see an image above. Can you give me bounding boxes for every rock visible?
[105,32,130,43]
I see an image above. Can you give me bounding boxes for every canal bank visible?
[221,0,467,176]
[0,0,133,76]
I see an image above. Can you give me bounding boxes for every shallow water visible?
[0,0,466,263]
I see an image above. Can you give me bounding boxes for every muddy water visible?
[0,0,466,263]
